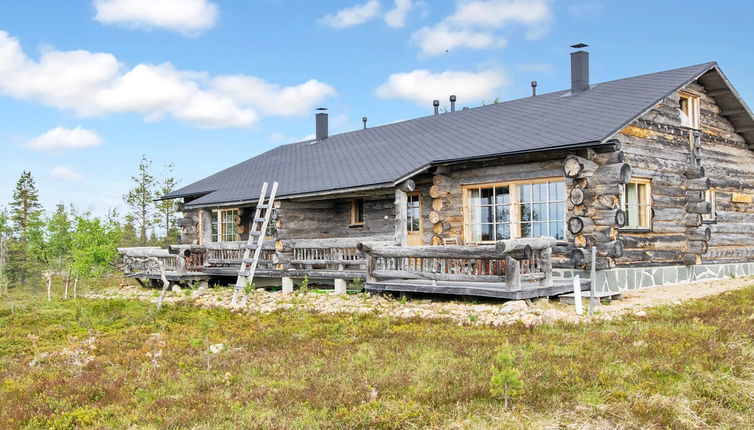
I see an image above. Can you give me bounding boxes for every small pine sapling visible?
[489,343,524,409]
[300,275,309,292]
[349,276,365,292]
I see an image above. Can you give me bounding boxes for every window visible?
[211,208,239,242]
[463,178,565,243]
[622,179,652,229]
[350,198,365,226]
[679,92,700,129]
[407,194,421,232]
[702,188,717,223]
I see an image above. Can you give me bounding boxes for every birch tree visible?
[155,163,181,245]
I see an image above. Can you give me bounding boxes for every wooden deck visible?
[366,279,588,300]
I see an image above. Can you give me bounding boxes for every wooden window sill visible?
[620,227,652,233]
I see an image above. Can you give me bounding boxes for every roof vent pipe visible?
[531,81,537,96]
[433,99,440,116]
[450,95,457,112]
[315,107,328,141]
[362,116,367,129]
[570,43,589,93]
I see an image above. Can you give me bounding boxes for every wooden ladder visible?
[232,181,278,305]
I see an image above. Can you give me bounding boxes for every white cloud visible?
[93,0,219,36]
[320,0,382,28]
[447,0,552,29]
[25,126,104,152]
[411,23,506,56]
[212,76,336,116]
[0,31,335,129]
[385,0,413,27]
[376,68,507,106]
[50,166,84,181]
[411,0,552,56]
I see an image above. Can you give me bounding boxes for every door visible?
[407,193,423,246]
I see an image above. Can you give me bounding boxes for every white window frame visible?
[212,208,239,242]
[679,92,700,129]
[621,178,652,230]
[462,177,566,244]
[702,188,717,223]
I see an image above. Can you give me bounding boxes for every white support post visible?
[573,275,583,315]
[395,188,408,246]
[334,279,347,295]
[589,246,597,315]
[281,277,293,294]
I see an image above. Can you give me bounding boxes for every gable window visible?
[463,178,565,243]
[679,92,700,129]
[211,208,239,242]
[702,188,717,223]
[350,198,365,226]
[622,179,652,229]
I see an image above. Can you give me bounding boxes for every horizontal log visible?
[432,198,443,211]
[593,209,626,228]
[117,248,172,257]
[686,201,712,214]
[686,191,704,203]
[684,165,706,179]
[592,150,626,165]
[687,225,711,241]
[687,240,709,255]
[363,245,527,259]
[596,240,624,258]
[564,155,599,178]
[497,237,556,252]
[568,216,594,235]
[709,177,744,189]
[429,185,448,199]
[429,211,441,224]
[572,177,588,189]
[287,237,394,249]
[687,177,711,191]
[396,179,416,193]
[570,187,586,205]
[569,247,587,266]
[589,163,632,186]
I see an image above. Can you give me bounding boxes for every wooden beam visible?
[721,108,747,116]
[395,188,408,246]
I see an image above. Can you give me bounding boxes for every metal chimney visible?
[433,99,440,116]
[449,95,457,112]
[315,107,328,141]
[531,81,538,96]
[570,43,589,93]
[362,116,367,129]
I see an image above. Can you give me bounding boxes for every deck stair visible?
[232,181,278,305]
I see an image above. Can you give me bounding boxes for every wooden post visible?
[540,247,553,287]
[395,188,408,246]
[573,275,583,315]
[281,277,293,294]
[589,246,596,316]
[504,256,521,291]
[200,209,213,245]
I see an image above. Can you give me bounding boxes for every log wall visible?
[615,80,754,266]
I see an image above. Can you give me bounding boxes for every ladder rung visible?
[241,258,255,264]
[250,231,263,236]
[257,204,269,209]
[244,244,259,249]
[253,217,266,222]
[238,271,250,277]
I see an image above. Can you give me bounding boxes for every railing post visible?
[365,251,377,284]
[176,254,187,276]
[540,247,553,287]
[505,256,521,290]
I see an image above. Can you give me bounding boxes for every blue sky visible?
[1,0,752,217]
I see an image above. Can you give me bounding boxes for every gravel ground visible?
[85,275,754,327]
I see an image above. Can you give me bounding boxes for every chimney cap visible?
[570,43,588,49]
[449,95,457,102]
[432,99,440,106]
[316,107,328,111]
[531,81,538,87]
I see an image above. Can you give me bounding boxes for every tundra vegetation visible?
[1,280,754,429]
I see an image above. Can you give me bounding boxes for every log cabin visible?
[122,46,754,297]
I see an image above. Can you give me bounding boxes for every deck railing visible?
[359,237,555,290]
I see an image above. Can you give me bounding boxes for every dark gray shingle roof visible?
[167,62,721,207]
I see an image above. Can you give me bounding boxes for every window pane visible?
[520,184,532,202]
[532,183,546,202]
[495,205,510,222]
[533,222,545,237]
[532,203,546,222]
[495,186,510,205]
[520,222,531,238]
[480,224,493,241]
[550,221,564,240]
[482,206,495,223]
[481,188,494,205]
[549,181,564,201]
[496,223,510,240]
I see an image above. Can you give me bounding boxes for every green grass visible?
[1,281,754,429]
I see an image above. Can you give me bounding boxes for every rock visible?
[171,285,182,293]
[500,300,528,314]
[634,310,647,317]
